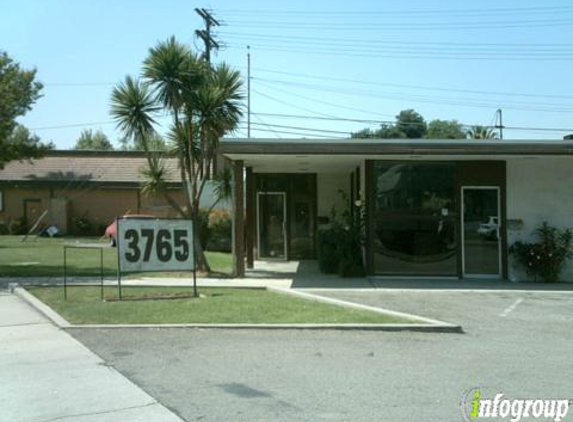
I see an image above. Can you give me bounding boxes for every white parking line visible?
[500,298,525,317]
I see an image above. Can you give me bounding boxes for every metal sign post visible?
[116,218,195,300]
[63,244,105,301]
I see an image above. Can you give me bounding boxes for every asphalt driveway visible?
[70,288,573,422]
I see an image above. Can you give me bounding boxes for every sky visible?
[3,0,573,149]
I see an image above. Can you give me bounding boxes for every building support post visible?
[232,160,245,278]
[245,167,255,269]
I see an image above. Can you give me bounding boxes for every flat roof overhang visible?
[219,138,573,173]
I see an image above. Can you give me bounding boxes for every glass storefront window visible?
[373,162,457,275]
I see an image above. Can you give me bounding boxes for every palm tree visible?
[110,37,244,272]
[467,125,497,139]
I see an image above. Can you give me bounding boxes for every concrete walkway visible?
[3,259,573,292]
[0,292,183,422]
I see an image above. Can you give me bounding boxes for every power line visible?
[224,34,573,54]
[238,126,345,139]
[43,68,573,101]
[26,117,573,136]
[44,82,115,87]
[30,121,115,130]
[251,88,343,119]
[253,84,390,119]
[221,31,573,49]
[251,112,282,139]
[253,78,573,114]
[219,5,573,17]
[251,113,573,134]
[249,122,350,135]
[227,44,573,61]
[254,77,573,109]
[243,66,573,100]
[254,112,386,125]
[222,18,573,31]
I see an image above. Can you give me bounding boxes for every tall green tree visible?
[426,119,466,139]
[74,129,114,150]
[0,51,51,168]
[395,109,427,138]
[351,124,406,139]
[467,125,497,139]
[351,109,426,139]
[111,37,244,271]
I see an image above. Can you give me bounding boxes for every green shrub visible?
[74,213,94,235]
[509,222,573,283]
[317,228,342,273]
[207,209,232,252]
[8,218,25,235]
[317,191,365,278]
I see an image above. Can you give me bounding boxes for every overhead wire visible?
[241,67,573,100]
[226,44,573,61]
[218,5,573,17]
[253,78,573,113]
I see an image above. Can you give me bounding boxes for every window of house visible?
[0,189,4,212]
[372,162,457,276]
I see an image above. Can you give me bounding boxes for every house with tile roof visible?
[0,150,224,235]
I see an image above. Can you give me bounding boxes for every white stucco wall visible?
[200,181,231,210]
[506,158,573,281]
[317,172,351,221]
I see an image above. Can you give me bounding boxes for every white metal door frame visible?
[461,186,502,278]
[256,192,287,260]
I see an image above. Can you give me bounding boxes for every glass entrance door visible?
[257,192,287,259]
[462,187,501,277]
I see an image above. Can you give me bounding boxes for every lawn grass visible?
[26,286,413,325]
[0,235,232,277]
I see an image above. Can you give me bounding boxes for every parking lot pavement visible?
[70,289,573,422]
[314,288,573,332]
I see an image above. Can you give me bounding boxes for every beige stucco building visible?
[0,150,223,235]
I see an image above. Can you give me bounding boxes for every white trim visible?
[461,186,502,278]
[256,192,287,260]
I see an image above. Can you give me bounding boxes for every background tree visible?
[119,133,167,150]
[0,51,52,168]
[467,125,497,139]
[376,123,407,139]
[426,119,466,139]
[351,124,406,139]
[351,109,426,139]
[111,37,243,271]
[74,129,114,150]
[395,109,427,138]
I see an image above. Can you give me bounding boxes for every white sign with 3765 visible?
[117,218,195,273]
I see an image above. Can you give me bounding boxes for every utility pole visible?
[247,45,251,139]
[195,8,219,64]
[195,8,220,179]
[495,108,504,140]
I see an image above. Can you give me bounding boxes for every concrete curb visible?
[11,285,71,328]
[269,286,463,332]
[64,323,459,332]
[11,284,462,333]
[303,287,573,294]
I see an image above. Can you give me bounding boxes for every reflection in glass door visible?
[462,187,501,277]
[257,192,287,259]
